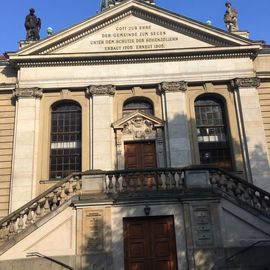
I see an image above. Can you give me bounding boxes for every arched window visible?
[50,101,82,179]
[195,96,232,170]
[123,98,154,117]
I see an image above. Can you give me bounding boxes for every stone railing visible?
[1,166,270,249]
[0,173,82,245]
[105,168,185,193]
[103,166,270,216]
[208,167,270,216]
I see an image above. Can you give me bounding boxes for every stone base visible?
[231,30,249,39]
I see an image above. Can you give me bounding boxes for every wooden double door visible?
[124,216,178,270]
[124,141,156,169]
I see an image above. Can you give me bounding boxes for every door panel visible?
[124,220,150,270]
[124,216,178,270]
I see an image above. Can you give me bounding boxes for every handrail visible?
[225,240,270,262]
[27,252,74,270]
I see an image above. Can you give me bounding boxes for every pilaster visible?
[10,88,42,211]
[232,78,270,191]
[159,81,191,167]
[88,85,115,170]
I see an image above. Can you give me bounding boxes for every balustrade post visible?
[82,170,106,194]
[184,169,210,189]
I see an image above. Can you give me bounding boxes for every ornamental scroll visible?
[232,78,261,88]
[123,116,155,139]
[14,88,43,99]
[159,81,187,93]
[88,85,116,96]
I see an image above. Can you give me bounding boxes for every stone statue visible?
[224,2,239,32]
[25,8,41,41]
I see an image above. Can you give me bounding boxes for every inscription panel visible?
[192,206,214,247]
[56,16,211,54]
[83,209,104,252]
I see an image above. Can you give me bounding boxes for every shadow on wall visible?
[249,142,270,191]
[2,105,270,270]
[114,110,245,174]
[78,207,138,270]
[0,65,17,79]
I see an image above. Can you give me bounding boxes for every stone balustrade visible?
[209,168,270,216]
[0,166,270,249]
[0,174,82,245]
[104,166,270,216]
[105,168,185,193]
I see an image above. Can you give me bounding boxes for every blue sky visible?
[1,0,269,54]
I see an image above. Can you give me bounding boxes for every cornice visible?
[14,88,43,99]
[232,77,261,88]
[15,51,255,68]
[159,81,187,92]
[0,83,16,91]
[88,85,116,96]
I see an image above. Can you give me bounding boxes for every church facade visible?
[0,1,270,269]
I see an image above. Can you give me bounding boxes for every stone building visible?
[0,0,270,269]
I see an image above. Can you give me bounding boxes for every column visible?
[233,78,270,190]
[10,88,42,212]
[160,81,191,167]
[89,85,115,170]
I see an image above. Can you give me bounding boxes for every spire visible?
[100,0,155,11]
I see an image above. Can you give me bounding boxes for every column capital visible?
[231,77,261,89]
[14,88,43,99]
[87,85,116,96]
[159,81,187,93]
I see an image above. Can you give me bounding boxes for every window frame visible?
[49,100,82,180]
[194,94,233,170]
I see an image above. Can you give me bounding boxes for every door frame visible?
[111,204,186,270]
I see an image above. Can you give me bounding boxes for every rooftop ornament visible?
[100,0,155,11]
[224,1,239,32]
[47,27,53,37]
[24,8,41,41]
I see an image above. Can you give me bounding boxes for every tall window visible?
[50,101,82,179]
[123,98,153,117]
[195,96,232,170]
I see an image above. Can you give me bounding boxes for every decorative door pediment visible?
[112,110,164,140]
[112,111,165,169]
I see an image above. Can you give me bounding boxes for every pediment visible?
[112,111,164,130]
[11,0,260,59]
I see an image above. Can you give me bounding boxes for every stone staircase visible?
[0,166,270,268]
[0,173,82,254]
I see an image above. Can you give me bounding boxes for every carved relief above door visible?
[112,111,165,169]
